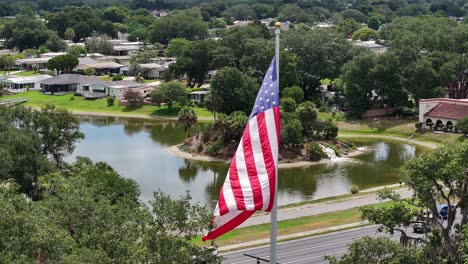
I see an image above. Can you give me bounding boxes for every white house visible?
[0,75,52,92]
[139,63,166,79]
[353,41,387,54]
[16,57,51,70]
[106,80,148,99]
[189,91,210,104]
[419,98,468,129]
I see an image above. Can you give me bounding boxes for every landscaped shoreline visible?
[167,143,368,169]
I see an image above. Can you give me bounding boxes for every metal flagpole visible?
[270,21,280,264]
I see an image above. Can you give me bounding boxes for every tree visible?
[352,27,379,41]
[282,86,304,104]
[85,34,114,55]
[150,81,187,109]
[0,55,16,74]
[0,159,221,263]
[67,45,86,57]
[283,29,352,98]
[296,101,317,137]
[340,9,367,23]
[178,107,198,138]
[148,10,208,44]
[46,54,79,74]
[336,19,363,37]
[102,7,127,23]
[166,38,192,58]
[368,16,381,30]
[203,93,222,119]
[277,4,313,24]
[45,32,67,52]
[123,89,143,107]
[64,28,75,43]
[281,112,303,146]
[227,4,256,20]
[0,105,83,195]
[358,141,468,263]
[455,117,468,134]
[84,67,95,76]
[210,67,258,114]
[326,237,426,264]
[281,97,297,112]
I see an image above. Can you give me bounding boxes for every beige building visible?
[419,98,468,129]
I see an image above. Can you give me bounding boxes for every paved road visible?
[222,226,391,264]
[238,189,412,228]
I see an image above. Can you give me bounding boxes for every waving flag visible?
[203,56,280,241]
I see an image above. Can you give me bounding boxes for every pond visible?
[69,116,427,209]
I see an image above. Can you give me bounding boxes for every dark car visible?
[438,204,456,219]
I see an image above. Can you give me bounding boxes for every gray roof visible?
[40,74,106,85]
[139,63,165,70]
[106,80,146,89]
[78,57,98,65]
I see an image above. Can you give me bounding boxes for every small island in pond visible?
[174,108,361,166]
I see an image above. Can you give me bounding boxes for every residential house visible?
[80,62,124,75]
[139,63,166,79]
[419,98,468,129]
[41,52,67,58]
[113,45,142,56]
[189,90,210,104]
[40,74,105,94]
[16,57,51,70]
[353,41,387,54]
[0,75,52,92]
[107,80,152,99]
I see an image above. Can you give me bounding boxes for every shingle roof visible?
[424,103,468,120]
[40,74,105,85]
[106,80,145,89]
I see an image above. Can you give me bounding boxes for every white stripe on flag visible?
[248,115,271,210]
[235,142,255,211]
[265,108,279,168]
[221,174,237,213]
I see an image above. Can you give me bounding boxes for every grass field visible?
[337,118,460,144]
[3,91,212,118]
[195,201,395,247]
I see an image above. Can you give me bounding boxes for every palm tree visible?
[178,107,198,138]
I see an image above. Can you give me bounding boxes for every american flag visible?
[203,56,280,241]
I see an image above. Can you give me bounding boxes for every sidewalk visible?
[238,187,412,228]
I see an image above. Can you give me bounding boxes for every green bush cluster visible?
[305,142,326,161]
[206,140,224,156]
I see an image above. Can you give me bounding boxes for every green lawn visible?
[98,75,114,81]
[2,91,213,118]
[337,118,460,144]
[12,71,43,77]
[195,201,395,247]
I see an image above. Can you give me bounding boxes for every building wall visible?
[423,116,458,128]
[419,101,440,123]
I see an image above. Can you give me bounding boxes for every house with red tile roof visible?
[419,98,468,129]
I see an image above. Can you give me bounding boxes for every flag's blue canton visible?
[250,56,279,120]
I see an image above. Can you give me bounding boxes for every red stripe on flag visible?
[228,152,246,210]
[218,188,229,216]
[202,210,255,241]
[256,111,276,212]
[242,122,263,210]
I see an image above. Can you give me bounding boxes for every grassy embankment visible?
[2,90,212,118]
[195,200,396,247]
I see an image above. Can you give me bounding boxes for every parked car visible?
[412,212,442,233]
[438,204,456,219]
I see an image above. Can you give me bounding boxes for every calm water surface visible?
[69,116,426,208]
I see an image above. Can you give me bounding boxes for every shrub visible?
[305,142,326,161]
[415,122,423,133]
[281,97,297,112]
[112,74,123,81]
[322,121,338,139]
[107,97,115,106]
[455,117,468,135]
[350,184,359,194]
[70,96,75,101]
[442,126,448,132]
[206,140,224,156]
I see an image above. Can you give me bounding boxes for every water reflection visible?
[71,116,425,208]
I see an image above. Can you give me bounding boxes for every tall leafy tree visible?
[150,81,188,109]
[47,54,79,74]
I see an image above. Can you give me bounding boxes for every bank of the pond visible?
[168,143,368,169]
[3,91,214,120]
[338,134,437,149]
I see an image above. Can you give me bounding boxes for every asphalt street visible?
[222,225,391,264]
